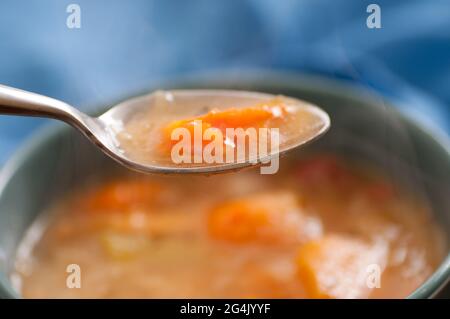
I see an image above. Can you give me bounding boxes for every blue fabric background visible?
[0,0,449,164]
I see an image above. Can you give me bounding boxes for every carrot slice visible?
[201,98,286,129]
[208,192,318,244]
[162,98,287,153]
[80,179,162,213]
[296,235,387,298]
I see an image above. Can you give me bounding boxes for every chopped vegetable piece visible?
[200,98,286,129]
[296,235,387,298]
[81,180,162,213]
[162,98,287,152]
[208,192,319,244]
[101,232,150,260]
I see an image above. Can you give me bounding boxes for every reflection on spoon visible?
[0,85,330,174]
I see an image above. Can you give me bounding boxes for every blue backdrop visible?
[0,0,449,164]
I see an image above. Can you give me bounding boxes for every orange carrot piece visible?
[208,192,308,244]
[162,98,287,152]
[296,235,386,298]
[81,180,162,213]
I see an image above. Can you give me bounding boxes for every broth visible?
[13,154,445,298]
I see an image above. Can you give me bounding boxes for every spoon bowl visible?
[0,85,330,174]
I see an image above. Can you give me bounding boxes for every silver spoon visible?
[0,84,330,174]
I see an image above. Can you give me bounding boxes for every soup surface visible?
[13,154,445,298]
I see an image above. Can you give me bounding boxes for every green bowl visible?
[0,73,449,298]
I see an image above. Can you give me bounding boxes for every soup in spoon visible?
[112,91,329,173]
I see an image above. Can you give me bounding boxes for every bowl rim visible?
[0,71,449,299]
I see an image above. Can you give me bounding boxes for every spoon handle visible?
[0,84,88,126]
